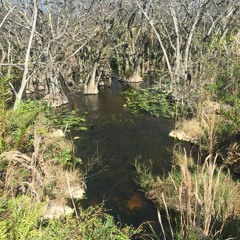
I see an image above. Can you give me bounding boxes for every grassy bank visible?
[0,97,140,239]
[135,151,240,239]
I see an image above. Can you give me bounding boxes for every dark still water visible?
[68,81,174,229]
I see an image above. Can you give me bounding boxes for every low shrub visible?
[0,196,139,240]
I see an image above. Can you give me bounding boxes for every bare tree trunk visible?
[135,1,173,83]
[84,61,99,94]
[170,6,181,84]
[13,0,38,109]
[182,1,211,85]
[128,53,143,83]
[48,76,68,107]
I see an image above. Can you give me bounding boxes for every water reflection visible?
[68,83,174,229]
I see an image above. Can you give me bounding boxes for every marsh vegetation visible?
[0,0,240,239]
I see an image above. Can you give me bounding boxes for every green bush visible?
[0,196,43,240]
[217,99,240,141]
[0,197,139,240]
[7,100,43,150]
[0,98,88,153]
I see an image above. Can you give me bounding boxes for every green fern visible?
[0,198,8,240]
[0,221,7,240]
[7,100,43,150]
[0,74,12,152]
[6,196,43,240]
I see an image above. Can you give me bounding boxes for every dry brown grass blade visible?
[161,193,175,240]
[0,150,42,199]
[157,209,167,240]
[66,172,79,220]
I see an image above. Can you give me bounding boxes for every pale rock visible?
[38,85,45,91]
[169,130,197,143]
[42,203,74,220]
[51,129,65,138]
[169,130,188,141]
[67,186,86,200]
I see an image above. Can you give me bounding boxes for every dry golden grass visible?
[0,150,42,198]
[176,118,205,141]
[175,100,220,141]
[0,120,85,204]
[136,151,240,239]
[50,167,85,203]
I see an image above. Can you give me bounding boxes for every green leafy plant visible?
[1,99,88,152]
[6,100,43,150]
[0,196,44,240]
[123,88,175,118]
[0,198,140,240]
[0,199,7,240]
[0,75,13,152]
[0,221,7,240]
[45,107,88,131]
[50,142,73,165]
[217,99,240,141]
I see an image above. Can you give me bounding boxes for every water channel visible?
[68,79,175,231]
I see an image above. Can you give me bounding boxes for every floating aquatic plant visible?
[123,87,175,118]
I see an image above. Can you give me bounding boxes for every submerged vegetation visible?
[45,108,89,132]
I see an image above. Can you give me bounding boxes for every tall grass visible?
[135,151,240,239]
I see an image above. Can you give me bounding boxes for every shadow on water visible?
[68,80,175,235]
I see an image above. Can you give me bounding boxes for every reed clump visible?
[135,151,240,239]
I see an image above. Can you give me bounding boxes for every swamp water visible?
[68,80,175,231]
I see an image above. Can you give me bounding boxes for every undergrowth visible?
[0,97,140,240]
[0,196,139,240]
[135,152,240,239]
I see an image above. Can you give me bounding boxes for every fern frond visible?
[0,221,7,240]
[0,74,13,152]
[0,74,12,109]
